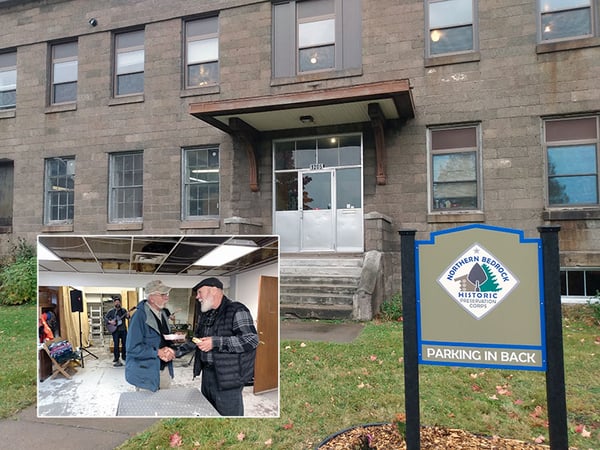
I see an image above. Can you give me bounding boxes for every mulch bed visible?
[317,423,557,449]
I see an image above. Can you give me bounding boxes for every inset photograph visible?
[37,234,279,418]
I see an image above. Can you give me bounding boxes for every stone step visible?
[280,275,360,287]
[280,303,354,320]
[281,284,356,297]
[280,291,354,307]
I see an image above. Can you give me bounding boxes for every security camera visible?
[88,18,98,27]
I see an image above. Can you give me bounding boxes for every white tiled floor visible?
[37,341,279,418]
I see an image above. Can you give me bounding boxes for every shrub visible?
[379,292,403,322]
[0,239,36,305]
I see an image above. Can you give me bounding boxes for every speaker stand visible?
[78,311,98,368]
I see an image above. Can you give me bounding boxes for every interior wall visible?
[232,263,279,321]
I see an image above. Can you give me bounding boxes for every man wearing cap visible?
[179,277,258,416]
[125,280,177,392]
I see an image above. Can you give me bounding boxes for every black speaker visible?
[70,289,83,312]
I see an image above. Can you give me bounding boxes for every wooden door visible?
[253,275,279,394]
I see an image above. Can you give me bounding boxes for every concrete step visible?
[281,283,357,297]
[280,303,354,320]
[280,291,354,306]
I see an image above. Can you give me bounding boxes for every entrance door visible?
[301,170,334,251]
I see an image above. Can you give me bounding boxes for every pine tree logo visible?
[437,244,519,319]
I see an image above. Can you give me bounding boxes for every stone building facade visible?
[1,0,599,317]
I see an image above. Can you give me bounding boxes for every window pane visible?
[299,44,334,72]
[303,172,331,210]
[53,42,77,59]
[0,52,16,68]
[548,175,597,205]
[188,38,218,64]
[187,62,219,87]
[117,50,144,75]
[433,152,476,182]
[546,117,597,141]
[276,172,298,211]
[275,141,295,170]
[53,82,77,103]
[339,135,362,165]
[295,140,317,168]
[567,271,584,295]
[53,60,78,83]
[0,70,16,91]
[430,25,473,54]
[184,148,219,218]
[337,167,361,209]
[45,157,75,223]
[548,145,596,176]
[0,90,16,108]
[541,8,591,40]
[540,0,590,11]
[299,19,335,47]
[116,30,144,49]
[318,137,338,167]
[117,73,144,96]
[430,0,473,28]
[585,270,600,297]
[111,153,143,221]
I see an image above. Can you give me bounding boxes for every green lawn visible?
[1,304,598,449]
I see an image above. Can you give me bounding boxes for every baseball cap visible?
[193,277,223,291]
[145,280,171,294]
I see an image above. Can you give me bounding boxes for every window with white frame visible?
[429,125,480,211]
[427,0,475,56]
[545,116,599,206]
[272,0,361,78]
[0,51,16,110]
[109,151,143,222]
[44,157,75,224]
[114,30,144,96]
[185,17,219,88]
[50,41,78,104]
[182,147,219,219]
[539,0,594,42]
[561,268,600,298]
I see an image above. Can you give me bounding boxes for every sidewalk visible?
[0,320,364,450]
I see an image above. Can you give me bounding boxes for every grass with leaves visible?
[117,305,599,450]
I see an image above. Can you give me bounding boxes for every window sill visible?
[180,219,220,230]
[109,94,144,106]
[106,222,143,231]
[271,67,363,88]
[543,208,600,221]
[536,36,600,54]
[180,85,220,98]
[45,103,77,114]
[425,51,481,68]
[0,109,16,119]
[42,224,74,233]
[0,226,12,234]
[427,211,485,224]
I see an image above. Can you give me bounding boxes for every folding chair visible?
[43,339,81,380]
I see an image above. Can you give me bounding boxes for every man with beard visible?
[179,277,258,416]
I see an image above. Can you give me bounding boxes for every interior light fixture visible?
[37,243,61,261]
[430,29,442,42]
[193,240,259,266]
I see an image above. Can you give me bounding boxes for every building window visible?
[185,17,219,88]
[109,151,143,222]
[44,157,75,224]
[183,147,219,219]
[0,51,16,110]
[114,30,144,96]
[0,161,13,230]
[539,0,594,42]
[545,116,599,206]
[272,0,361,78]
[429,125,480,211]
[561,268,600,298]
[426,0,475,56]
[50,41,78,104]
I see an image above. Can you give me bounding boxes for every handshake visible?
[174,337,203,358]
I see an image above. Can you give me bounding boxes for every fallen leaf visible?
[264,438,273,446]
[369,355,377,361]
[169,432,183,448]
[471,384,482,392]
[514,399,524,405]
[530,405,544,419]
[283,421,293,430]
[237,432,245,441]
[300,342,307,347]
[488,394,498,400]
[533,435,545,444]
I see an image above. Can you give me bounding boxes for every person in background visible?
[177,277,258,416]
[104,295,130,367]
[125,280,176,391]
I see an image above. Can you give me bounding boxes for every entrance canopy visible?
[189,79,415,190]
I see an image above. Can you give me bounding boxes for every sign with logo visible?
[416,224,546,371]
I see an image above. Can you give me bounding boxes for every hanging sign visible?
[416,224,546,371]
